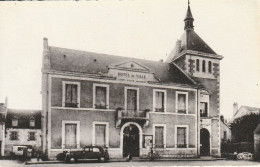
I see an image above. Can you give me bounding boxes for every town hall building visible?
[41,3,223,159]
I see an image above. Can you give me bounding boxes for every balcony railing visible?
[154,107,165,112]
[94,104,107,109]
[116,108,150,127]
[120,110,147,118]
[64,102,78,108]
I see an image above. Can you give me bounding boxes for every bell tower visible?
[166,1,224,157]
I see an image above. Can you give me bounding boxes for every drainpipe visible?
[197,88,200,157]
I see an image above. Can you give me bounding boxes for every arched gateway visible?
[120,122,143,157]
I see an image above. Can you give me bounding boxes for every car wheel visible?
[66,157,76,163]
[65,157,72,163]
[99,156,105,163]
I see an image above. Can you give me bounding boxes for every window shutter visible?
[155,127,164,148]
[178,94,186,112]
[71,85,77,104]
[65,84,72,103]
[127,89,137,111]
[96,87,106,109]
[177,127,186,147]
[95,124,106,147]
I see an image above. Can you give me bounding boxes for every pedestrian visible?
[234,151,238,160]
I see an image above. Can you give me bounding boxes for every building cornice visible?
[173,50,223,62]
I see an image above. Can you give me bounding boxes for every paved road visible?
[0,160,259,167]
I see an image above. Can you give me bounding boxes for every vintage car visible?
[64,146,109,163]
[237,152,254,160]
[11,145,33,156]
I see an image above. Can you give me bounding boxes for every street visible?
[0,160,259,167]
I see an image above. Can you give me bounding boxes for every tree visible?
[229,113,260,143]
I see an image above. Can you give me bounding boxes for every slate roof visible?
[6,109,41,129]
[234,106,260,117]
[49,46,196,86]
[166,30,217,63]
[179,30,216,55]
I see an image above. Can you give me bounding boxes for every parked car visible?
[64,146,109,163]
[11,145,33,156]
[237,152,254,160]
[11,145,27,156]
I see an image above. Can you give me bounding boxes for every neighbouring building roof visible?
[234,106,260,117]
[230,105,260,123]
[6,109,41,129]
[48,46,197,86]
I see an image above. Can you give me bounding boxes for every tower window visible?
[202,60,206,72]
[196,59,200,72]
[208,61,212,73]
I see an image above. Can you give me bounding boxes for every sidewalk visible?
[25,157,226,165]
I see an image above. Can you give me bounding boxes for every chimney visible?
[220,115,224,122]
[233,102,238,116]
[43,37,48,50]
[5,96,8,108]
[175,40,181,53]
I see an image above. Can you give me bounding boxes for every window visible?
[95,125,106,147]
[62,81,80,108]
[208,61,212,73]
[125,87,139,111]
[200,102,208,117]
[93,122,109,147]
[12,118,18,127]
[176,127,187,148]
[202,60,206,72]
[10,131,18,140]
[93,84,109,109]
[196,59,200,72]
[29,118,35,127]
[153,89,166,112]
[176,92,188,114]
[153,124,166,148]
[93,147,100,153]
[223,131,227,140]
[62,121,80,149]
[28,132,36,141]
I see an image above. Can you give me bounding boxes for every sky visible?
[0,0,259,119]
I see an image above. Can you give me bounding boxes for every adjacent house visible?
[220,115,231,142]
[41,3,223,159]
[231,102,260,123]
[254,123,260,160]
[4,109,41,155]
[0,98,8,157]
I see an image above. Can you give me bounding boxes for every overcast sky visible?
[0,0,259,119]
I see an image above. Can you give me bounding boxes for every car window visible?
[93,147,100,153]
[84,147,90,152]
[18,147,24,151]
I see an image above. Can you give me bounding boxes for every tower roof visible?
[180,30,216,54]
[165,2,223,63]
[185,4,194,21]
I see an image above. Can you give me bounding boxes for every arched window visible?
[202,60,206,72]
[196,59,200,72]
[208,61,212,73]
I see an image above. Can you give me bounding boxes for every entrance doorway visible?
[200,128,210,156]
[123,124,139,157]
